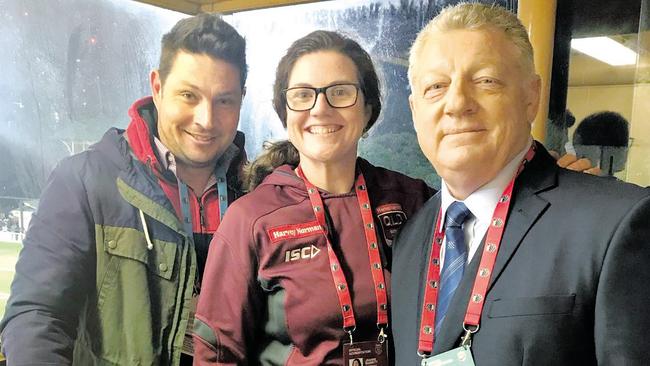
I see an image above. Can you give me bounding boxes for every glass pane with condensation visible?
[0,0,184,319]
[227,0,515,190]
[627,0,650,186]
[564,0,646,185]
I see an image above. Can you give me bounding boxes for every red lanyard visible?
[296,166,388,337]
[417,146,535,355]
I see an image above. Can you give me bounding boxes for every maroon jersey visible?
[194,158,434,365]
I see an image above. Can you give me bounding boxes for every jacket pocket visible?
[89,226,180,364]
[488,294,576,318]
[102,226,178,280]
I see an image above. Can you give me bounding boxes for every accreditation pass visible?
[421,346,475,366]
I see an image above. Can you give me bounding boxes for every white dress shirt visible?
[439,139,533,268]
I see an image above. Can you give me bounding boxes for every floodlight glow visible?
[571,37,637,66]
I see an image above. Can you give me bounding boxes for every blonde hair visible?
[408,2,535,86]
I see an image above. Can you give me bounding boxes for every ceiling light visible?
[571,37,637,66]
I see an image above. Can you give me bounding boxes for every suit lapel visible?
[432,143,559,353]
[487,188,548,290]
[488,144,558,290]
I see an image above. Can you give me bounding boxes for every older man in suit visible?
[391,3,650,366]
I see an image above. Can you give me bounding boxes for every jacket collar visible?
[125,97,163,174]
[124,96,246,185]
[91,97,246,233]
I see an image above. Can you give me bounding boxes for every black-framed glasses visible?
[284,83,360,111]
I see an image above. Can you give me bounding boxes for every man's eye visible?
[423,84,445,98]
[180,91,195,100]
[217,98,237,105]
[478,78,498,85]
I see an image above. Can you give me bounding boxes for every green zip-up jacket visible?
[0,97,246,365]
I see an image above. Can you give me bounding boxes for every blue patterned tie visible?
[435,201,472,333]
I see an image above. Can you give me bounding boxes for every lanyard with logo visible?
[177,172,227,356]
[178,181,194,238]
[418,146,535,366]
[296,166,389,366]
[214,166,229,223]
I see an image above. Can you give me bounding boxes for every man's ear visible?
[150,70,162,106]
[408,93,417,122]
[239,86,247,108]
[525,74,542,124]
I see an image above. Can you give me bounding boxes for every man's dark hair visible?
[574,111,629,147]
[272,30,381,132]
[159,14,247,90]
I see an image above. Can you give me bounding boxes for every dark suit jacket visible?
[392,144,650,365]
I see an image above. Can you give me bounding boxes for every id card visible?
[421,346,475,366]
[343,340,389,366]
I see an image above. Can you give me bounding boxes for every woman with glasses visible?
[193,30,433,365]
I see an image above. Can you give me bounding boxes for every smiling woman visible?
[192,31,435,365]
[284,50,371,194]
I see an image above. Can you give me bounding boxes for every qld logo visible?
[376,203,407,247]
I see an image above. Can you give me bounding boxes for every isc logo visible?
[284,245,321,262]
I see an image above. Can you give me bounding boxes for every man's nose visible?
[194,100,214,128]
[444,80,477,117]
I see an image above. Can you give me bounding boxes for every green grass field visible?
[0,241,22,317]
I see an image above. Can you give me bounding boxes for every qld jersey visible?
[194,158,434,365]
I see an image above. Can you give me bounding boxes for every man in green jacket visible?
[0,13,247,365]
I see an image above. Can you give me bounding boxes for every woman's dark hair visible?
[241,140,300,192]
[273,30,381,131]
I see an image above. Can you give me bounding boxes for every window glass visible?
[0,0,516,317]
[228,0,515,189]
[628,0,650,185]
[0,0,184,316]
[558,0,649,186]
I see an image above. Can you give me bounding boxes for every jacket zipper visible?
[198,199,206,232]
[194,192,207,295]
